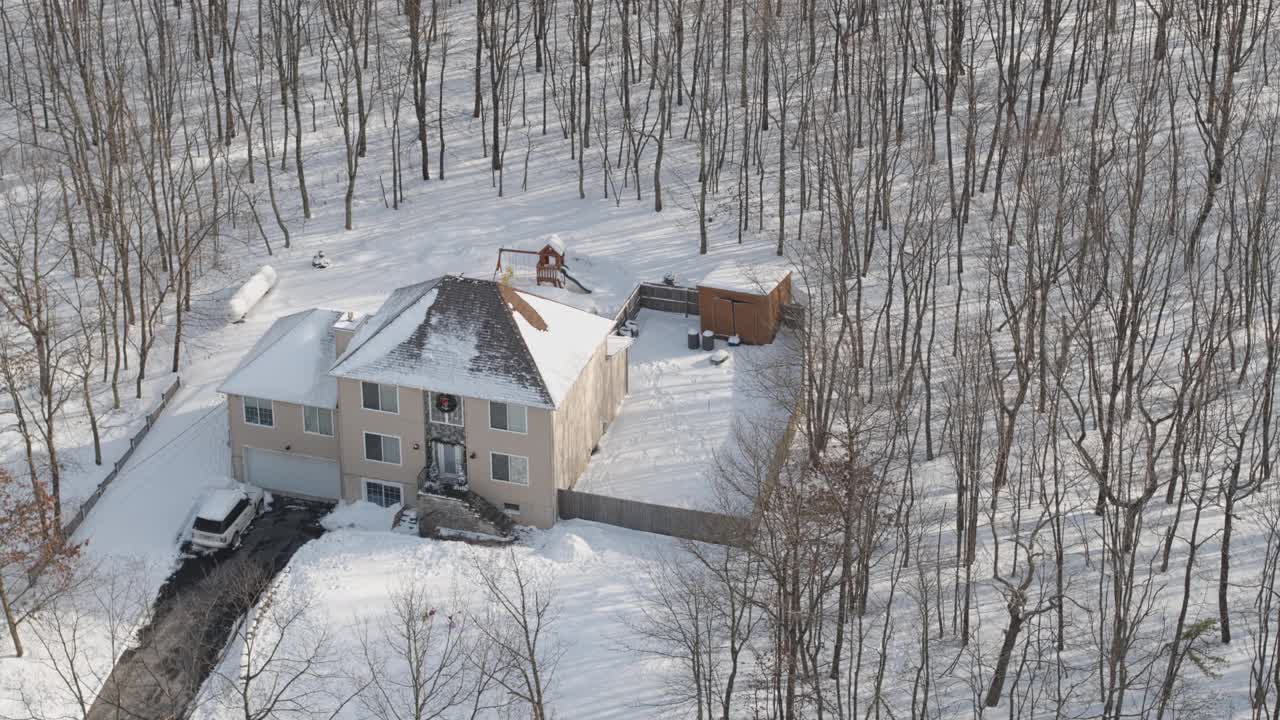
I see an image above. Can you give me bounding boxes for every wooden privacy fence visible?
[61,376,182,539]
[557,489,748,545]
[613,282,700,331]
[559,395,803,546]
[780,302,805,331]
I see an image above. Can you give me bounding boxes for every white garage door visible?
[244,448,341,500]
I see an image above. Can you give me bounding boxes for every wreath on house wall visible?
[434,393,459,414]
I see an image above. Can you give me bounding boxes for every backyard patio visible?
[572,310,793,512]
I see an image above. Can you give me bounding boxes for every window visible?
[303,406,334,436]
[364,432,402,465]
[243,397,274,427]
[502,502,521,515]
[490,452,529,485]
[488,402,527,433]
[364,480,403,508]
[430,392,465,426]
[361,382,399,414]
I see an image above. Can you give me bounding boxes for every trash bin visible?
[701,330,715,351]
[687,328,700,349]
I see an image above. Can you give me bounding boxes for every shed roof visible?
[698,261,792,295]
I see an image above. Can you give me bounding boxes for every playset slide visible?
[560,266,593,294]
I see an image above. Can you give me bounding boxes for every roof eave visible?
[327,367,557,411]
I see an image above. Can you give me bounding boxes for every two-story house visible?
[217,275,629,528]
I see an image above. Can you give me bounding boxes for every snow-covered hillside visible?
[2,0,1279,718]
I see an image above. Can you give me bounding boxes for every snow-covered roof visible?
[218,308,343,408]
[698,261,792,295]
[330,276,614,409]
[332,311,366,332]
[516,292,615,403]
[545,234,567,256]
[197,488,248,522]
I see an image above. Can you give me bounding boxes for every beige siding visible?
[227,395,340,481]
[462,397,557,528]
[552,341,627,493]
[605,347,629,421]
[336,378,427,504]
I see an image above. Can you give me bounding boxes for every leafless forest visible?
[2,0,1280,716]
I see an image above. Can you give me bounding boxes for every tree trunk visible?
[0,574,22,658]
[1220,502,1234,643]
[984,612,1024,706]
[82,373,102,465]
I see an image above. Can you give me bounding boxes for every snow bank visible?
[320,500,399,531]
[190,521,687,720]
[227,265,278,321]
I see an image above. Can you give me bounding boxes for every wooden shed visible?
[697,263,793,345]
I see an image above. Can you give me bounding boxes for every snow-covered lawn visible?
[191,521,681,720]
[0,385,240,719]
[573,310,792,511]
[1,146,783,719]
[0,2,781,714]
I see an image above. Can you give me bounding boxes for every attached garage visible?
[244,447,341,501]
[697,263,793,345]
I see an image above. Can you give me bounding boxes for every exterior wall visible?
[697,273,791,345]
[227,394,340,481]
[776,273,793,306]
[462,397,557,528]
[336,378,428,504]
[605,347,629,420]
[552,342,626,495]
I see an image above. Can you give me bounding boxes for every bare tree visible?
[207,559,366,720]
[468,549,560,720]
[356,581,477,720]
[323,0,375,230]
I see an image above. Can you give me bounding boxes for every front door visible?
[433,442,466,483]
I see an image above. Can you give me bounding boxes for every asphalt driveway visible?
[86,497,330,720]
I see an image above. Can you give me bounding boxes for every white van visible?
[191,485,266,550]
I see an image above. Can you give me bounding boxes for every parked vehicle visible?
[191,485,266,550]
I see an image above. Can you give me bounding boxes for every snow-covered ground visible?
[574,310,791,511]
[0,383,238,719]
[190,521,683,720]
[0,39,786,717]
[7,0,1273,713]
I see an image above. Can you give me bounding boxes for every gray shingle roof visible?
[330,276,610,408]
